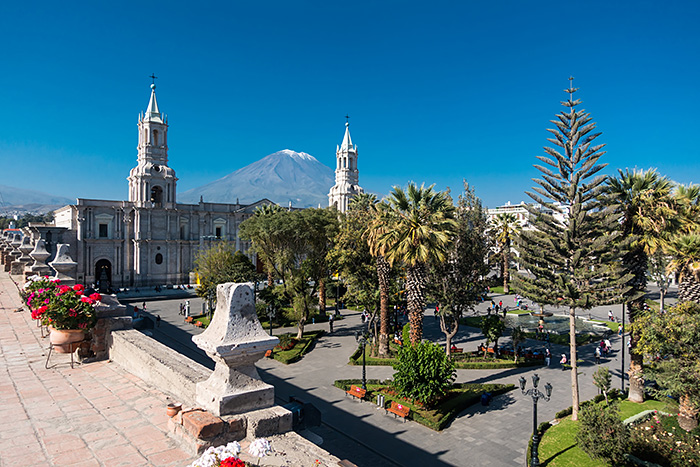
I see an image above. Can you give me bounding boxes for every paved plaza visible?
[1,271,673,466]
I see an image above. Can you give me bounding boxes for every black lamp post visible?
[334,276,340,316]
[266,305,276,336]
[519,374,553,467]
[355,331,368,390]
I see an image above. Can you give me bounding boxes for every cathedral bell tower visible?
[127,83,178,208]
[328,120,364,213]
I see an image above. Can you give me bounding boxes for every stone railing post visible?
[9,234,25,275]
[49,244,78,286]
[193,282,279,416]
[28,238,52,277]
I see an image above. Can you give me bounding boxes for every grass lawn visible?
[538,399,678,466]
[590,319,620,332]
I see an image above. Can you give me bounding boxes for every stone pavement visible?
[0,273,199,467]
[137,289,660,467]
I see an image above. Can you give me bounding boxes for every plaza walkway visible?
[0,273,198,467]
[139,290,648,466]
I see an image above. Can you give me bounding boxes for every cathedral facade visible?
[53,84,272,289]
[328,122,364,212]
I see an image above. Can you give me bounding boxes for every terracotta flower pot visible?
[49,328,85,353]
[166,403,182,417]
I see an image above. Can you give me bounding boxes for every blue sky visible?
[1,1,698,208]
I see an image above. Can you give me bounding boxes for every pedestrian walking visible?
[142,302,147,311]
[595,346,601,364]
[329,313,334,333]
[545,348,551,366]
[498,300,503,309]
[560,354,567,365]
[156,314,161,328]
[608,310,615,322]
[604,338,612,351]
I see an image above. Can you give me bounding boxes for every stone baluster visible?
[49,244,78,286]
[193,282,279,416]
[27,239,51,278]
[8,234,24,274]
[0,232,10,265]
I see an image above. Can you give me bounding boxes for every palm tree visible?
[604,168,677,403]
[376,183,457,344]
[253,204,285,286]
[364,197,394,356]
[666,234,700,304]
[491,213,519,293]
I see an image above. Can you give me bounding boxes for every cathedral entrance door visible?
[95,259,112,293]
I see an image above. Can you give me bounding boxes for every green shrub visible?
[576,402,630,465]
[402,323,410,346]
[392,341,456,406]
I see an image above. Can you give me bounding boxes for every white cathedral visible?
[52,84,273,289]
[45,83,363,289]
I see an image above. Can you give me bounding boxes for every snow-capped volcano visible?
[178,150,334,208]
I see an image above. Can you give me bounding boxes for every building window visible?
[99,224,108,238]
[155,253,163,265]
[215,226,222,238]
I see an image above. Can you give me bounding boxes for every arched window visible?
[153,129,159,146]
[150,186,163,207]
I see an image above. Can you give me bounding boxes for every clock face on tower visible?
[153,165,161,172]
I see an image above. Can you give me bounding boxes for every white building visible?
[487,201,533,229]
[328,121,364,212]
[52,84,272,289]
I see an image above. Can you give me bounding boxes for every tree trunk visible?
[569,306,580,421]
[318,277,326,316]
[267,269,274,287]
[406,264,426,344]
[296,319,305,339]
[502,248,510,294]
[441,314,458,357]
[659,287,665,313]
[679,277,700,304]
[377,256,391,357]
[679,394,699,431]
[628,301,645,403]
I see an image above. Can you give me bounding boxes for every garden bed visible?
[269,330,324,364]
[334,379,514,431]
[538,397,687,466]
[348,346,543,369]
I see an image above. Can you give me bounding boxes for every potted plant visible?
[22,275,60,313]
[32,283,101,352]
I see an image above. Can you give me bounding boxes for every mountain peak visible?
[179,149,334,208]
[270,149,318,162]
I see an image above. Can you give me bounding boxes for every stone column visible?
[9,234,24,275]
[193,282,278,416]
[49,244,78,286]
[27,239,52,277]
[0,232,10,265]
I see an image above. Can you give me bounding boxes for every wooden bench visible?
[386,401,410,421]
[451,347,463,353]
[345,385,367,401]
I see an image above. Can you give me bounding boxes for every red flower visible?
[80,296,93,304]
[89,293,102,302]
[220,457,245,467]
[73,284,84,292]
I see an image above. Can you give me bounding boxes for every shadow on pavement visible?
[258,367,454,467]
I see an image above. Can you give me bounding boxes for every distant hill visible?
[179,149,334,208]
[0,184,73,215]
